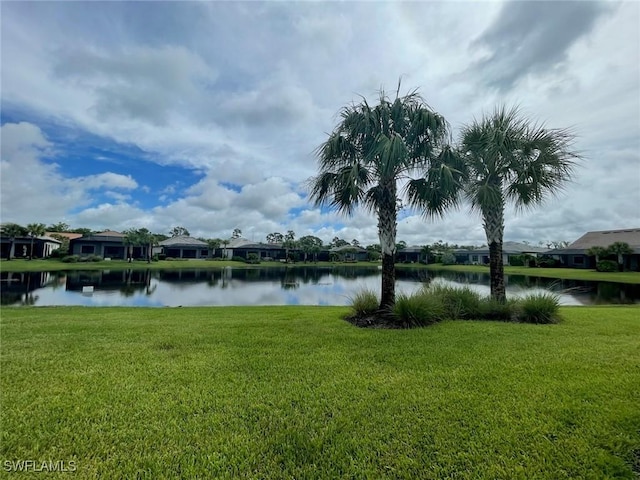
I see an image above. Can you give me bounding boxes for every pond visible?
[2,267,639,307]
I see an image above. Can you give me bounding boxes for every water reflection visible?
[1,267,638,307]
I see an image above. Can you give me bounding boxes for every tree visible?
[329,237,349,248]
[170,226,190,237]
[351,238,361,247]
[298,235,323,262]
[309,88,464,310]
[207,239,221,258]
[586,246,608,263]
[26,223,46,260]
[232,228,242,239]
[266,232,284,244]
[283,230,296,263]
[47,222,70,232]
[460,106,580,302]
[1,223,27,260]
[607,242,633,272]
[123,228,141,262]
[221,239,230,259]
[136,228,158,263]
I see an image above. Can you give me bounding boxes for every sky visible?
[1,0,639,247]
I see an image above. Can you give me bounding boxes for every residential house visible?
[69,230,128,259]
[547,228,640,270]
[329,244,368,262]
[454,242,547,266]
[0,235,62,259]
[397,245,425,263]
[159,236,209,259]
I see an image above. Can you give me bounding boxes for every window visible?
[471,255,478,262]
[81,245,95,254]
[573,256,584,265]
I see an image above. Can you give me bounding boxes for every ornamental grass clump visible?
[349,289,379,318]
[393,291,446,327]
[478,297,519,322]
[516,293,561,324]
[428,283,483,319]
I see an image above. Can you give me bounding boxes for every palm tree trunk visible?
[7,240,14,260]
[29,237,35,260]
[483,203,506,302]
[489,240,506,302]
[378,181,397,311]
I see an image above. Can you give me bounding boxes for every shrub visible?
[349,289,379,317]
[158,253,167,260]
[393,291,446,327]
[87,254,102,262]
[165,257,174,261]
[536,257,557,268]
[428,284,482,319]
[441,252,457,265]
[61,255,79,263]
[232,256,246,263]
[509,255,526,267]
[246,253,261,264]
[478,297,518,321]
[516,293,561,324]
[596,260,618,272]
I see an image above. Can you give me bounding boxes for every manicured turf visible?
[1,306,638,479]
[419,263,640,284]
[0,259,381,273]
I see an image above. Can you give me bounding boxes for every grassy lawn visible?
[417,263,640,284]
[0,259,381,273]
[1,306,638,479]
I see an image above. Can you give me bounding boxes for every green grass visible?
[0,258,381,273]
[418,263,640,284]
[1,306,639,479]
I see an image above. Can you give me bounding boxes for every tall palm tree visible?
[309,88,466,310]
[26,223,46,260]
[1,223,27,260]
[460,106,580,302]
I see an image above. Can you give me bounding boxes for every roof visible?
[330,245,366,253]
[95,230,125,237]
[227,237,254,248]
[232,243,284,251]
[455,242,547,255]
[569,228,640,249]
[70,231,125,243]
[46,232,83,240]
[159,236,208,247]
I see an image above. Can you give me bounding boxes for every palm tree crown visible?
[309,88,465,310]
[460,106,581,301]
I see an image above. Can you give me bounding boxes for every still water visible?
[2,267,639,307]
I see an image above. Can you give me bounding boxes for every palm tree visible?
[123,229,141,263]
[26,223,46,260]
[283,230,296,263]
[309,88,465,310]
[1,223,27,260]
[608,242,633,272]
[221,239,230,259]
[136,228,157,263]
[460,106,580,302]
[207,239,221,259]
[586,246,608,264]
